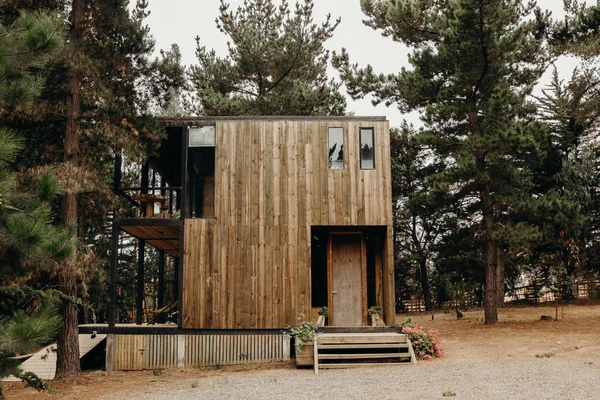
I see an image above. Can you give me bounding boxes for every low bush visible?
[401,319,444,360]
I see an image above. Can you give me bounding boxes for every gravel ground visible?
[100,350,600,400]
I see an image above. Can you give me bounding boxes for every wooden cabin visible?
[99,116,396,370]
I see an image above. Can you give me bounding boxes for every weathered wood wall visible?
[182,119,393,329]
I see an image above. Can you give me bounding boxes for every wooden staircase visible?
[313,332,416,374]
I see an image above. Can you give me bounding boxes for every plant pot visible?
[370,313,384,327]
[316,314,326,327]
[295,343,314,367]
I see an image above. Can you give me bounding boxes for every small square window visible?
[328,127,344,170]
[360,128,375,169]
[189,125,215,147]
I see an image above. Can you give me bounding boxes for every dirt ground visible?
[3,301,600,400]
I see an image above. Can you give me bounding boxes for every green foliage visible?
[19,371,49,392]
[0,129,23,168]
[0,8,74,274]
[0,297,61,394]
[285,319,317,352]
[317,306,329,317]
[0,298,61,357]
[335,0,559,323]
[0,10,64,108]
[2,0,185,332]
[190,0,345,116]
[367,305,382,316]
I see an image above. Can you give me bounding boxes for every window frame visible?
[359,127,375,170]
[328,127,345,170]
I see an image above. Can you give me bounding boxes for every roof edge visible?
[159,115,388,126]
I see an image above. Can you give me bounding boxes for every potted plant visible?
[368,305,384,326]
[316,306,329,327]
[286,320,317,367]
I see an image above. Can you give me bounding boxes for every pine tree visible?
[190,0,346,116]
[2,0,185,378]
[0,9,71,399]
[531,66,600,288]
[391,125,451,311]
[334,0,552,324]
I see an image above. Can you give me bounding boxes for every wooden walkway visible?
[2,333,106,381]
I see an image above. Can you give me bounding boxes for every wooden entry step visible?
[313,332,416,374]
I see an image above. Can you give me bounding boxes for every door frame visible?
[327,232,368,326]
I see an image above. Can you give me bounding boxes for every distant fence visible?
[399,279,600,312]
[505,280,600,303]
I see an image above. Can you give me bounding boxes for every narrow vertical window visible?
[187,125,215,218]
[328,127,344,170]
[360,128,375,169]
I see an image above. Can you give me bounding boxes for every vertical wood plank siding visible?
[183,120,393,329]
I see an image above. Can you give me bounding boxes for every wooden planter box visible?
[295,343,314,367]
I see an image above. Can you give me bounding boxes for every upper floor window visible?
[328,127,344,170]
[360,128,375,169]
[187,125,215,218]
[189,125,215,147]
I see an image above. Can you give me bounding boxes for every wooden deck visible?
[119,218,182,257]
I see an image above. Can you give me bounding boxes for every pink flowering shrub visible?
[401,325,444,360]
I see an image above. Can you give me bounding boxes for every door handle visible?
[332,291,338,294]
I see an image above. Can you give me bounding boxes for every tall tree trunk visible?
[418,256,433,311]
[496,247,505,308]
[482,185,498,325]
[55,0,84,379]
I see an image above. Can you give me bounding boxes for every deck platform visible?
[118,218,182,257]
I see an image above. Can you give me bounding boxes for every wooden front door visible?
[329,233,366,326]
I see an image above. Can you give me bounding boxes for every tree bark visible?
[482,185,498,325]
[418,256,433,311]
[55,262,81,378]
[496,247,505,308]
[467,96,498,325]
[55,0,84,379]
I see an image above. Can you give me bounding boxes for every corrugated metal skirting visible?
[108,334,290,371]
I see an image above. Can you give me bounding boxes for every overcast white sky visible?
[142,0,595,128]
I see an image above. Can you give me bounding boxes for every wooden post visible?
[113,151,122,193]
[136,162,149,325]
[105,334,116,371]
[177,335,185,368]
[180,126,189,218]
[177,225,184,328]
[313,336,319,375]
[109,150,122,327]
[282,335,291,360]
[158,177,166,309]
[108,217,119,327]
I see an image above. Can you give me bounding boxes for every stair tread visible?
[318,353,410,359]
[319,362,412,369]
[318,343,408,349]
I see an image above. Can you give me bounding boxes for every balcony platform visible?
[118,218,182,257]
